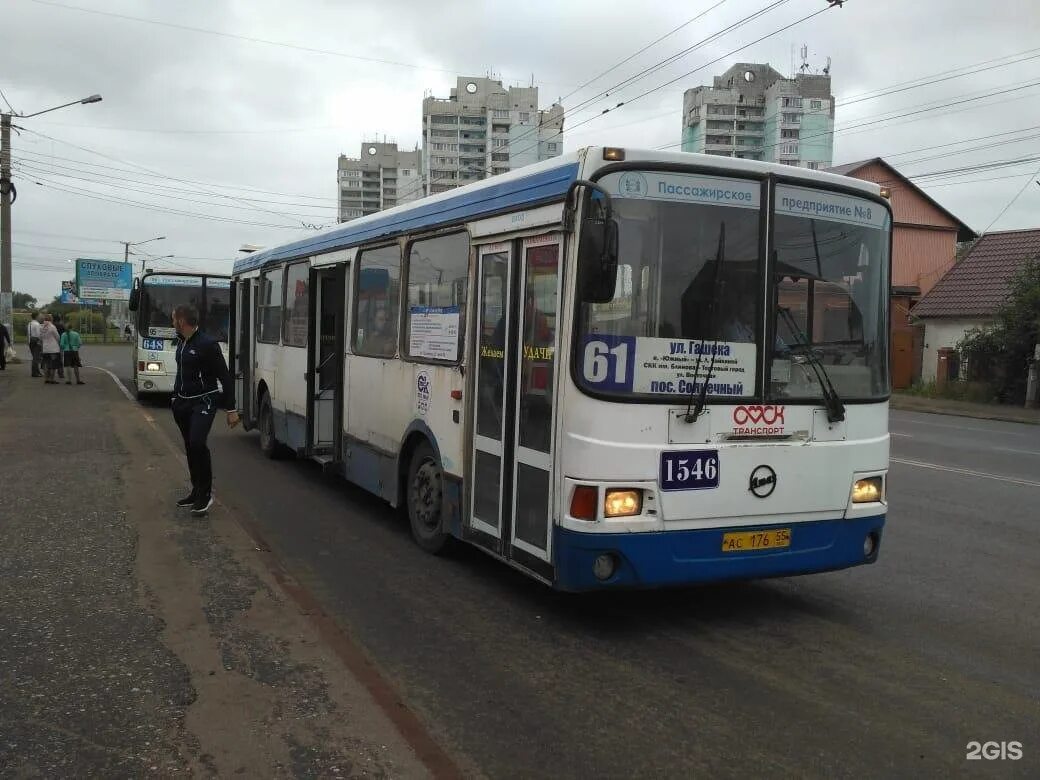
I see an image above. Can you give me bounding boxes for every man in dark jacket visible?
[171,303,240,516]
[0,321,11,370]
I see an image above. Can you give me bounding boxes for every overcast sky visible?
[3,0,1039,302]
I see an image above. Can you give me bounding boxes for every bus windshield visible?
[576,172,890,403]
[139,275,230,341]
[770,185,890,401]
[577,171,762,400]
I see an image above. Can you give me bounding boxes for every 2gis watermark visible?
[965,741,1023,761]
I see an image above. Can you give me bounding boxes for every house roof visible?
[911,228,1040,319]
[826,157,977,242]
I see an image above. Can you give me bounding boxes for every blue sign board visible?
[76,259,134,301]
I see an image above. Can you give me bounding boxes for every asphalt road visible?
[90,346,1039,777]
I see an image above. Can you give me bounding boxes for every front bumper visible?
[554,514,885,591]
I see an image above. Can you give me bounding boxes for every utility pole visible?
[0,94,102,334]
[1,112,13,335]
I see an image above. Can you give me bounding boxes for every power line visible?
[25,120,346,136]
[508,1,835,165]
[17,126,311,228]
[11,147,338,202]
[879,124,1040,162]
[924,172,1039,189]
[12,240,232,262]
[503,0,797,162]
[13,159,337,219]
[15,151,339,209]
[560,0,732,105]
[659,79,1040,152]
[0,85,16,114]
[20,172,319,230]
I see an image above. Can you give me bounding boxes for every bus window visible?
[283,262,309,347]
[258,267,283,344]
[204,279,231,341]
[354,245,401,357]
[405,232,469,362]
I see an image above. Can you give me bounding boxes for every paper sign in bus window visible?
[409,306,460,362]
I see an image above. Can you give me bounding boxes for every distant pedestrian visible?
[61,324,85,385]
[27,311,42,377]
[53,315,66,381]
[171,304,239,516]
[0,321,11,370]
[39,314,61,384]
[124,324,132,342]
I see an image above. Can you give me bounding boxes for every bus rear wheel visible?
[258,394,281,460]
[406,441,452,554]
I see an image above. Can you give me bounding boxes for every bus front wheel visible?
[406,441,452,554]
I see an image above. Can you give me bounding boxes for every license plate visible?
[660,449,720,491]
[142,338,165,351]
[721,528,791,552]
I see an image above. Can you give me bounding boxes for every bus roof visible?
[233,147,882,276]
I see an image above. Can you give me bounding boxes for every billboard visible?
[59,279,102,306]
[76,259,133,301]
[60,280,78,304]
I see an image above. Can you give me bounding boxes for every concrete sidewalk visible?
[0,367,429,777]
[890,392,1040,425]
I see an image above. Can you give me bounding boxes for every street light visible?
[122,235,166,269]
[18,94,104,118]
[1,92,103,331]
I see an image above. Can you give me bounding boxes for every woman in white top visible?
[39,313,62,384]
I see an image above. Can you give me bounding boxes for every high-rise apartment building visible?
[681,63,834,170]
[422,76,564,195]
[337,142,423,222]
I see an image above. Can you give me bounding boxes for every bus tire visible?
[406,441,452,554]
[258,394,281,460]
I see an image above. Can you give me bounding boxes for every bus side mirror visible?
[128,288,139,311]
[579,216,619,303]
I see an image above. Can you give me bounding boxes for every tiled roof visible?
[825,159,874,177]
[825,157,976,242]
[911,228,1040,318]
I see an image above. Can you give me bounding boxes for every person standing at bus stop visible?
[171,303,240,516]
[27,311,42,377]
[61,323,85,385]
[0,321,12,370]
[39,314,62,384]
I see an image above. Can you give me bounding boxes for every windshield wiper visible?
[778,306,845,423]
[684,223,725,423]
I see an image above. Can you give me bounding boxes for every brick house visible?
[911,228,1040,383]
[826,158,976,388]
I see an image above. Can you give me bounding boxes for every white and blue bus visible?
[128,272,231,398]
[230,147,892,591]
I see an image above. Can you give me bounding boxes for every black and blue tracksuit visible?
[173,329,235,499]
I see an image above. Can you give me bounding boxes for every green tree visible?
[12,291,37,309]
[959,260,1040,404]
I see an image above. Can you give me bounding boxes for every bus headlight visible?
[851,477,883,503]
[145,361,162,372]
[604,489,642,517]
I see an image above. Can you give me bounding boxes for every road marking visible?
[86,365,135,402]
[890,416,1027,436]
[890,457,1040,488]
[991,446,1040,457]
[890,432,913,438]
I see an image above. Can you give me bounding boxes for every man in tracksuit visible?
[171,304,240,515]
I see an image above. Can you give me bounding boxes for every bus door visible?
[232,278,255,428]
[469,235,562,576]
[307,264,346,460]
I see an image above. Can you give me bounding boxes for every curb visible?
[890,397,1040,426]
